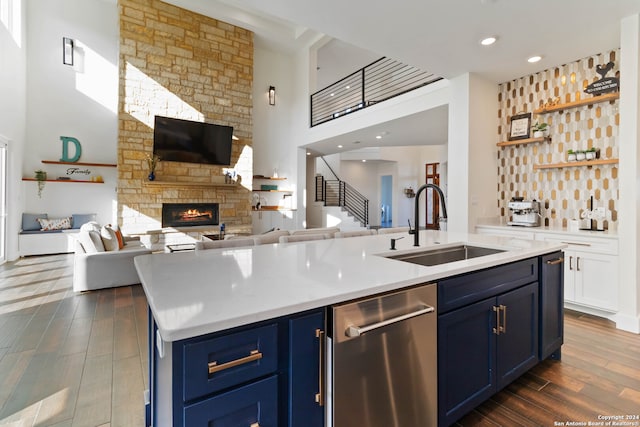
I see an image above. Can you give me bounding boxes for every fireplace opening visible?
[162,203,219,228]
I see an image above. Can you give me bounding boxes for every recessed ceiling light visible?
[376,135,382,139]
[337,145,343,148]
[528,55,542,63]
[345,85,350,89]
[330,93,335,97]
[362,159,367,162]
[480,36,497,46]
[306,152,311,156]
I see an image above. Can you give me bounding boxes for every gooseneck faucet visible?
[411,183,448,246]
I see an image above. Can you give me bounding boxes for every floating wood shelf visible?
[41,160,117,167]
[533,158,619,170]
[22,178,103,184]
[252,189,292,193]
[252,207,296,212]
[534,92,619,114]
[144,181,238,188]
[497,137,550,147]
[253,175,287,180]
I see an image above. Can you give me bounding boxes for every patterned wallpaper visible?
[497,50,620,230]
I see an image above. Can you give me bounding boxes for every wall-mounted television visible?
[153,116,233,166]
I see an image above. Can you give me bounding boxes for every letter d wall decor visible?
[60,136,82,162]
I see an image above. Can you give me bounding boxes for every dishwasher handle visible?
[345,305,435,338]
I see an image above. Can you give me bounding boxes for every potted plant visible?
[585,147,598,160]
[145,154,160,181]
[567,150,576,162]
[576,150,586,161]
[34,169,47,198]
[531,122,549,138]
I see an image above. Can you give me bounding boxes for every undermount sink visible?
[386,244,505,266]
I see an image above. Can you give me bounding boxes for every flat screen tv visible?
[153,116,233,166]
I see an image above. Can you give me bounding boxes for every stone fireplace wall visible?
[117,0,253,234]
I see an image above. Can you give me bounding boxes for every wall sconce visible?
[268,86,276,106]
[404,187,415,198]
[63,37,74,66]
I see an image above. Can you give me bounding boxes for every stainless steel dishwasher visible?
[330,283,437,427]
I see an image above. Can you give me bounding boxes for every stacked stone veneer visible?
[497,50,619,230]
[117,0,253,233]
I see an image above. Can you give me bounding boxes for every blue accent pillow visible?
[22,213,48,231]
[72,213,97,229]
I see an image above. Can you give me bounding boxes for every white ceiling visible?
[163,0,640,156]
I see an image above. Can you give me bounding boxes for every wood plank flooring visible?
[1,254,639,426]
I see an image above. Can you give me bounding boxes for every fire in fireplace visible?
[162,203,219,228]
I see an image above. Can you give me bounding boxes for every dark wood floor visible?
[1,254,639,426]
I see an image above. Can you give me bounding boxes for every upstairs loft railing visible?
[310,57,442,127]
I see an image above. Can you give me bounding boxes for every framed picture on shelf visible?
[508,113,532,140]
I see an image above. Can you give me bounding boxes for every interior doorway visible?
[0,137,7,265]
[380,175,392,228]
[425,162,440,230]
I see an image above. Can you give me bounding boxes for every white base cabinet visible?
[476,225,618,315]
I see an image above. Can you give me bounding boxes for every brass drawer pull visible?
[315,328,325,407]
[250,423,260,427]
[208,349,263,375]
[546,257,564,265]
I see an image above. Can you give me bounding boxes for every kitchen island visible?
[135,229,566,427]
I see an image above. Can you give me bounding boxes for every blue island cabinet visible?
[437,257,541,427]
[147,308,325,427]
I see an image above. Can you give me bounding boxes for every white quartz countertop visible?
[476,217,618,239]
[135,230,566,342]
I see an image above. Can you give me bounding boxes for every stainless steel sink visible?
[386,244,505,266]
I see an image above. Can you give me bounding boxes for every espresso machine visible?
[507,197,541,227]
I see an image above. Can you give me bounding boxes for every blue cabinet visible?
[539,251,564,360]
[289,310,325,427]
[437,258,540,427]
[183,376,278,426]
[148,308,325,427]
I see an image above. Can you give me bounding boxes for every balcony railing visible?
[310,57,442,127]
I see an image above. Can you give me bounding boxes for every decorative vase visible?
[533,131,544,138]
[567,153,577,162]
[576,152,586,161]
[585,151,595,160]
[148,172,155,181]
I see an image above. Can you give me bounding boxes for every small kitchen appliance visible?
[507,197,541,227]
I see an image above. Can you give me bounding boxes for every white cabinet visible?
[536,233,618,313]
[475,225,619,315]
[252,210,297,234]
[562,250,618,311]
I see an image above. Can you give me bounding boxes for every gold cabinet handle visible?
[500,304,507,334]
[208,349,263,375]
[546,257,564,265]
[493,305,501,335]
[315,328,325,407]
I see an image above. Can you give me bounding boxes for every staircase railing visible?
[316,175,369,227]
[310,57,442,127]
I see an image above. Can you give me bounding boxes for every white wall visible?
[22,0,118,233]
[0,0,27,261]
[447,73,498,233]
[616,13,640,333]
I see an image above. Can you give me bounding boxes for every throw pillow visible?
[114,229,124,250]
[37,217,72,231]
[78,230,105,253]
[22,213,48,231]
[80,221,101,233]
[100,224,120,252]
[72,213,97,229]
